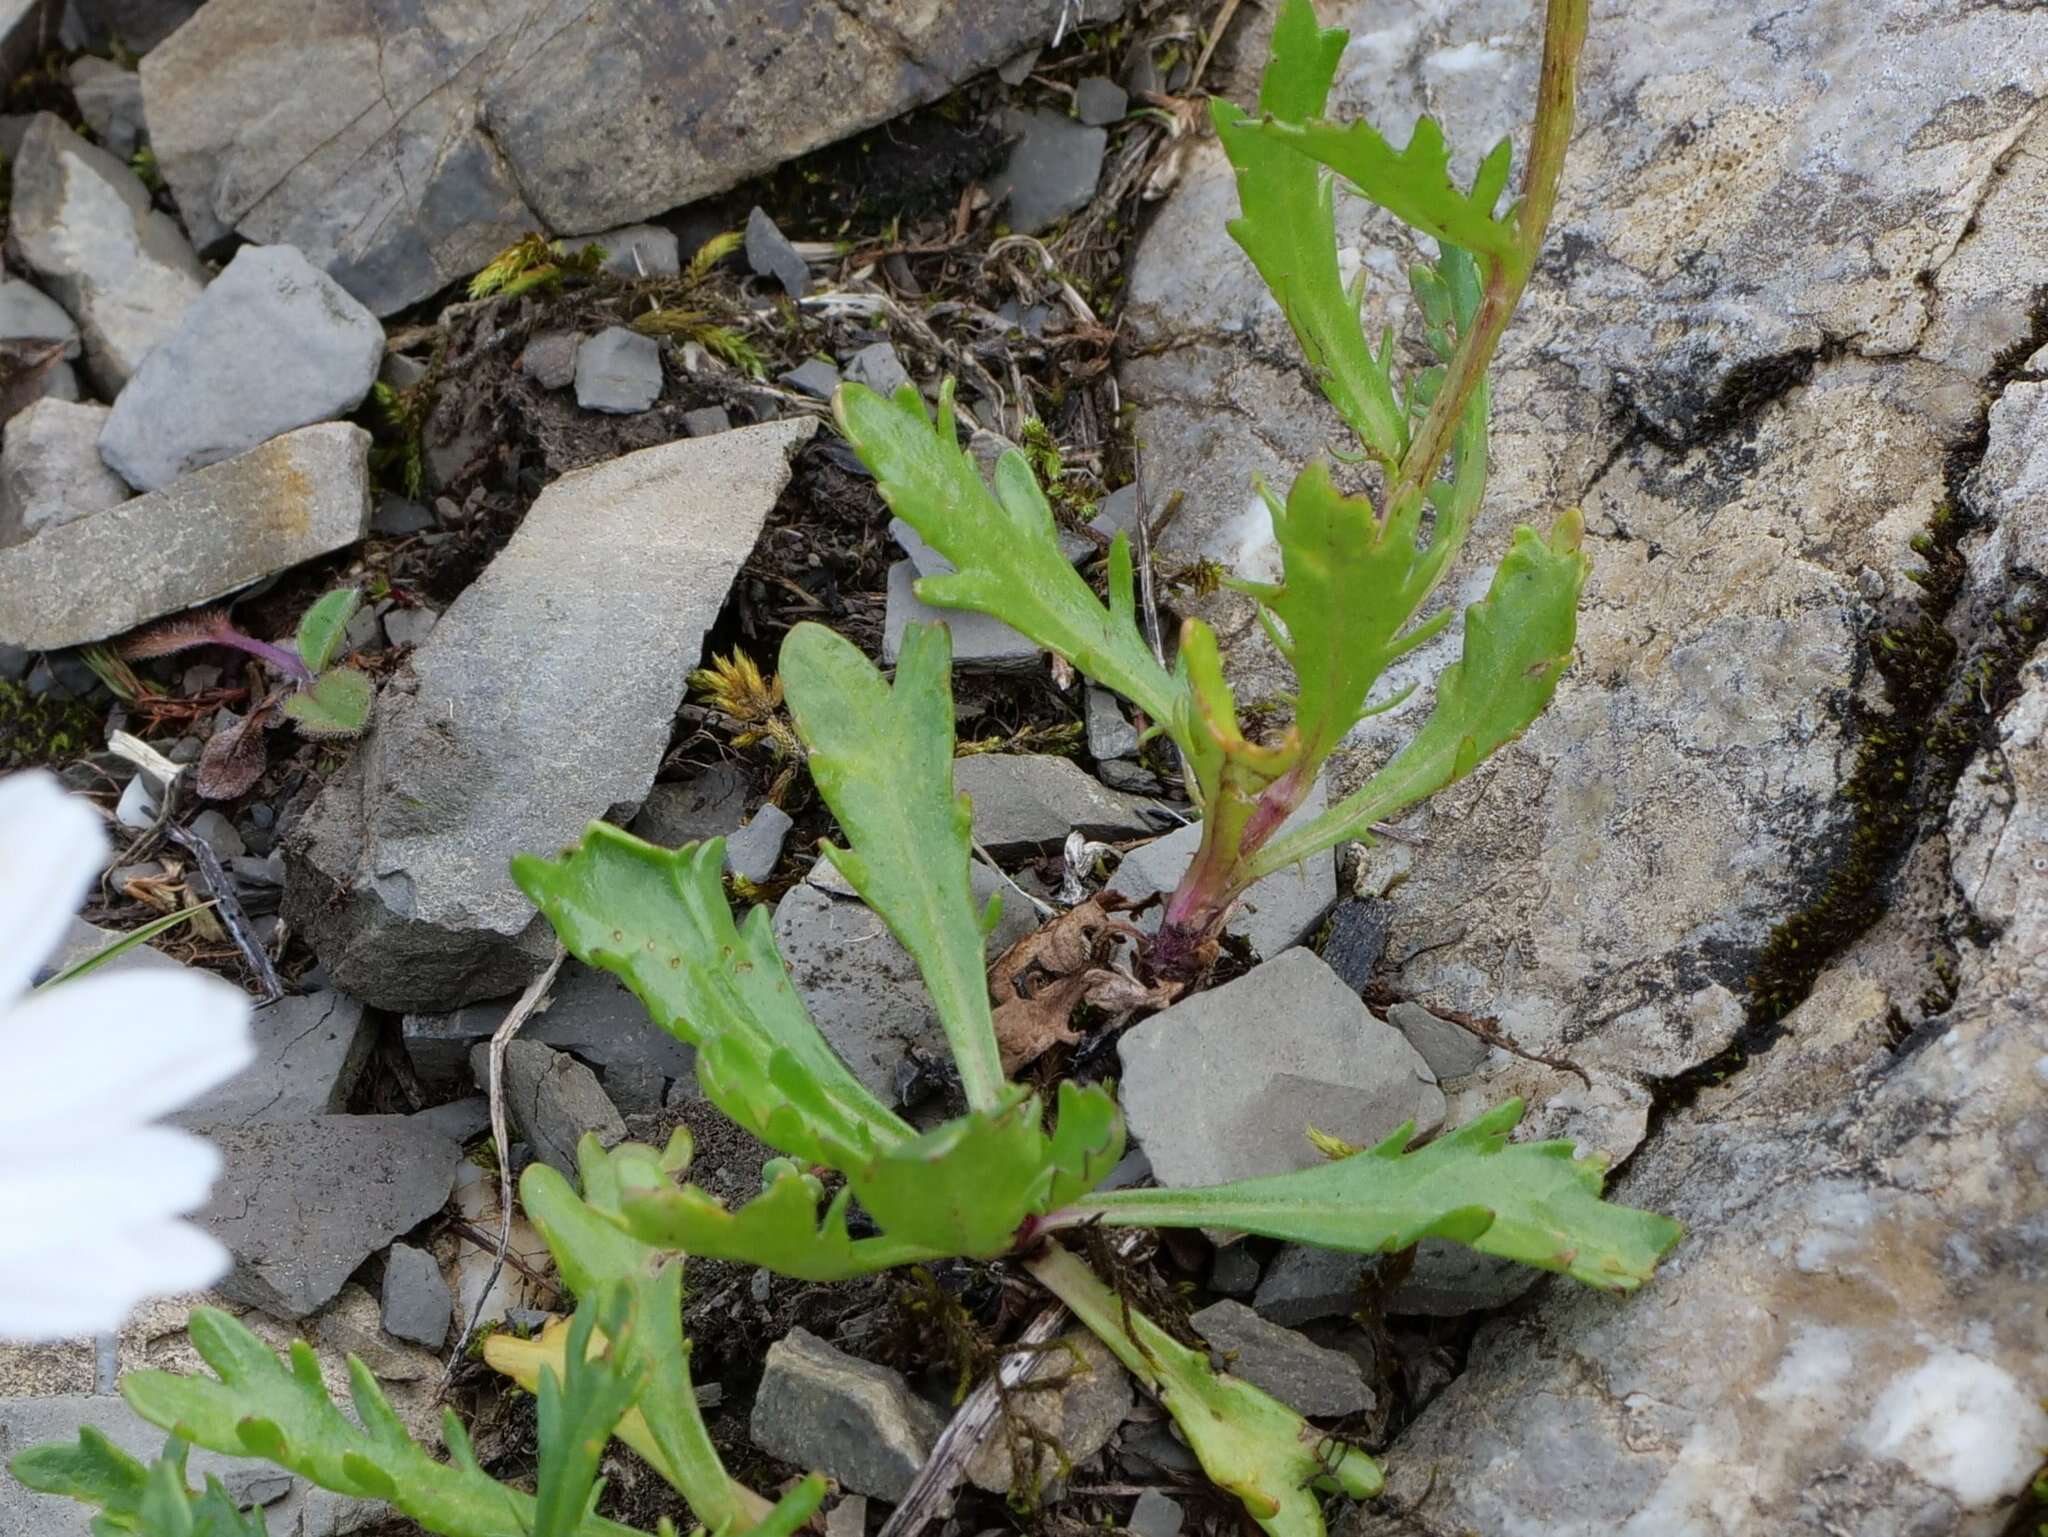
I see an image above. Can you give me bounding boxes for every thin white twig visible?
[441,942,566,1389]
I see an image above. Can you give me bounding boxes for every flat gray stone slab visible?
[575,326,663,414]
[751,1328,944,1501]
[8,112,205,392]
[991,108,1106,233]
[1386,1001,1491,1081]
[98,244,384,492]
[1253,1243,1365,1328]
[745,206,807,299]
[1190,1299,1375,1417]
[172,991,373,1127]
[883,559,1040,672]
[191,1115,462,1318]
[773,861,1038,1100]
[1117,948,1444,1193]
[141,1,1102,313]
[952,752,1164,857]
[843,341,909,396]
[1108,780,1335,960]
[0,422,372,651]
[404,959,695,1113]
[284,419,814,1011]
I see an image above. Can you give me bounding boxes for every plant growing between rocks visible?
[123,587,376,798]
[12,4,1683,1534]
[843,0,1593,977]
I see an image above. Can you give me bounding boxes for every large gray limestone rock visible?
[5,112,205,392]
[140,0,1120,314]
[98,244,384,492]
[1119,0,2046,1161]
[1118,948,1444,1192]
[1360,652,2048,1535]
[0,422,372,650]
[191,1115,463,1319]
[284,420,814,1011]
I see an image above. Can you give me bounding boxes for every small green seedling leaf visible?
[833,379,1193,754]
[281,668,374,739]
[293,589,361,674]
[512,829,912,1167]
[1065,1095,1682,1292]
[780,620,1006,1108]
[1247,509,1589,877]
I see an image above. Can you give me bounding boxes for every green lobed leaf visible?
[1249,104,1522,280]
[118,1308,645,1537]
[293,589,361,673]
[280,668,374,739]
[1065,1096,1682,1292]
[10,1426,152,1531]
[833,379,1192,752]
[615,1080,1125,1278]
[1030,1242,1379,1537]
[780,620,1005,1108]
[1210,0,1404,463]
[511,827,913,1167]
[1245,508,1590,879]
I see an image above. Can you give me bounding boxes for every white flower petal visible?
[0,970,253,1143]
[0,1125,223,1236]
[0,1220,230,1342]
[0,771,106,1006]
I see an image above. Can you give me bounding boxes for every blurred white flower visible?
[0,770,254,1342]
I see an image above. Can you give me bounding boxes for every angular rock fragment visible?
[7,112,206,392]
[779,357,841,400]
[190,1115,462,1318]
[773,862,1038,1099]
[284,420,814,1011]
[967,1330,1131,1493]
[143,2,1105,313]
[380,1242,452,1349]
[100,245,383,492]
[1117,948,1443,1193]
[471,1039,626,1180]
[629,763,748,847]
[520,330,581,390]
[67,56,146,157]
[403,960,694,1112]
[0,422,372,650]
[953,752,1163,857]
[843,341,909,397]
[0,276,80,359]
[575,326,663,414]
[724,803,791,882]
[1084,686,1138,760]
[745,206,808,300]
[990,108,1106,233]
[172,990,373,1127]
[563,223,679,278]
[1384,1001,1490,1081]
[884,559,1040,672]
[1190,1300,1375,1417]
[751,1328,945,1502]
[0,399,130,547]
[1074,77,1128,127]
[1252,1244,1364,1329]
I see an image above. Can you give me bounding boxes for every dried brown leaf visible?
[196,695,280,800]
[985,895,1177,1072]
